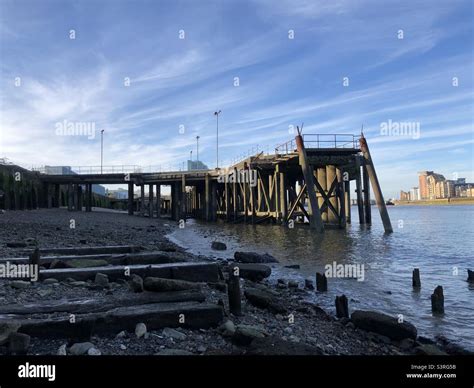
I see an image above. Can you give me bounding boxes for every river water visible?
[168,205,474,351]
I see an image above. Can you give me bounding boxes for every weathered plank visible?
[0,290,206,315]
[8,302,224,339]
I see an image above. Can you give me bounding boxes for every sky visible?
[0,0,473,198]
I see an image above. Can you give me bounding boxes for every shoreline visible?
[0,209,470,356]
[392,198,474,206]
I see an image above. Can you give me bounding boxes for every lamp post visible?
[196,136,200,163]
[214,110,221,169]
[100,129,104,174]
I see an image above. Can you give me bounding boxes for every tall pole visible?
[196,136,200,162]
[100,129,104,174]
[214,110,221,169]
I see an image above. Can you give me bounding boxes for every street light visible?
[100,129,105,174]
[214,110,221,169]
[196,135,200,163]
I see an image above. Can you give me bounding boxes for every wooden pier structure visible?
[1,133,392,233]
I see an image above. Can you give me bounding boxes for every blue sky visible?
[0,0,473,197]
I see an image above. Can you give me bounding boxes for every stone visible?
[87,347,101,356]
[129,274,144,293]
[69,342,95,355]
[288,280,299,288]
[37,288,53,297]
[94,273,109,288]
[57,344,67,355]
[115,331,127,339]
[244,288,287,314]
[399,338,415,350]
[49,259,73,269]
[232,325,267,346]
[11,281,30,289]
[162,328,186,341]
[351,310,417,341]
[231,263,271,282]
[119,344,127,350]
[415,344,448,356]
[211,241,227,251]
[197,345,207,353]
[234,251,278,264]
[304,279,314,290]
[135,323,147,338]
[218,320,236,337]
[8,333,30,355]
[69,281,88,287]
[43,278,59,285]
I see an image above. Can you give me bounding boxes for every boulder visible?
[10,281,30,290]
[94,273,109,288]
[234,251,278,264]
[8,333,30,355]
[232,325,267,346]
[57,344,67,355]
[69,342,95,355]
[244,288,287,314]
[211,241,227,251]
[351,310,417,340]
[87,347,101,356]
[231,263,271,281]
[218,320,236,337]
[135,323,147,338]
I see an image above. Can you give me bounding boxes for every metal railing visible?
[275,134,359,154]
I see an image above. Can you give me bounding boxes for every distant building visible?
[108,188,128,199]
[187,160,209,171]
[400,190,409,201]
[418,171,432,199]
[409,187,420,201]
[43,165,106,196]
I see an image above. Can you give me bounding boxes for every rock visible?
[155,349,194,356]
[57,344,67,355]
[218,320,236,337]
[231,263,271,281]
[37,288,53,297]
[143,277,200,292]
[234,251,278,264]
[119,344,127,350]
[87,347,101,356]
[135,323,147,338]
[277,278,286,285]
[49,259,73,269]
[277,283,287,289]
[467,269,474,283]
[247,336,323,355]
[351,310,417,341]
[288,281,299,288]
[244,288,287,314]
[415,344,448,356]
[304,279,314,290]
[129,274,144,293]
[94,273,109,288]
[197,345,207,353]
[162,328,186,341]
[232,325,267,346]
[6,241,27,248]
[211,241,227,251]
[399,338,415,350]
[69,281,88,287]
[10,280,30,289]
[69,342,95,355]
[8,333,30,355]
[115,331,127,339]
[43,278,59,285]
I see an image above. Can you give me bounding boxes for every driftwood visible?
[8,302,224,339]
[0,290,206,315]
[29,245,144,256]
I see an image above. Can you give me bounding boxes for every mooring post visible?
[227,266,242,316]
[316,272,327,292]
[354,156,365,225]
[359,135,393,233]
[205,174,210,221]
[335,294,349,318]
[362,162,371,224]
[295,131,324,232]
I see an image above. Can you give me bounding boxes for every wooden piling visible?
[316,272,327,292]
[140,184,145,216]
[344,179,351,224]
[412,268,421,288]
[316,168,328,222]
[354,156,365,225]
[227,266,242,316]
[431,285,444,314]
[279,166,288,224]
[295,132,324,232]
[155,184,161,218]
[205,174,211,221]
[362,162,371,224]
[326,166,338,224]
[335,294,349,318]
[67,183,73,211]
[148,184,154,217]
[336,168,346,228]
[468,269,474,283]
[359,135,392,233]
[128,183,134,215]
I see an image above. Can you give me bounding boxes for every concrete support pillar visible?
[140,184,145,216]
[148,184,154,217]
[156,184,161,218]
[54,184,60,208]
[68,183,73,211]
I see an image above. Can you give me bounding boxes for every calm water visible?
[169,205,474,350]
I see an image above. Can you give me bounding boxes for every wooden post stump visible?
[316,272,327,292]
[335,294,349,318]
[227,266,242,316]
[412,268,421,288]
[431,285,444,314]
[467,269,474,283]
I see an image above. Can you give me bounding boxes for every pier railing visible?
[275,134,359,154]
